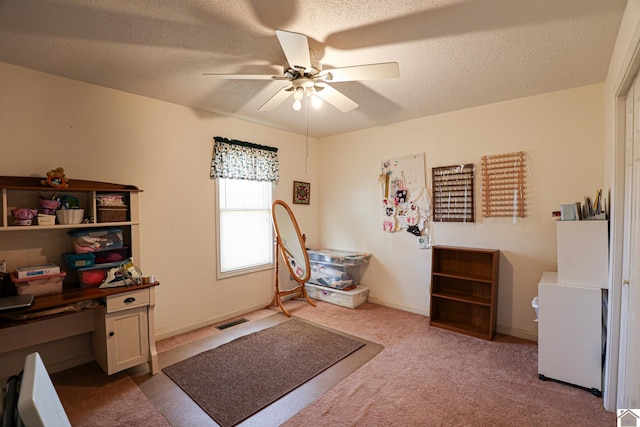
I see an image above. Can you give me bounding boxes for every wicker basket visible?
[97,206,128,223]
[56,208,85,225]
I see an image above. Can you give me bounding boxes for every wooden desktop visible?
[0,282,159,376]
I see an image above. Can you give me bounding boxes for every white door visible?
[619,74,640,408]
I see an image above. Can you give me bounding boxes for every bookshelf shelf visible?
[430,246,499,340]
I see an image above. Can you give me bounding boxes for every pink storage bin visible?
[77,268,108,288]
[76,262,120,288]
[11,272,66,296]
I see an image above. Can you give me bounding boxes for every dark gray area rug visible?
[162,318,365,427]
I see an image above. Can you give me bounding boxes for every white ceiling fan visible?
[204,29,400,113]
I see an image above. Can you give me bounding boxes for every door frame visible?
[604,15,640,411]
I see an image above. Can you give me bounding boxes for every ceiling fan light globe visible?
[293,100,302,111]
[311,95,322,108]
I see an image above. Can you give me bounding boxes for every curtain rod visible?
[214,136,278,153]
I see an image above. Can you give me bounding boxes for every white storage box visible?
[305,283,369,309]
[556,221,608,288]
[15,263,60,279]
[306,249,371,289]
[37,214,56,226]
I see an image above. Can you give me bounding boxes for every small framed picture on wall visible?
[293,181,310,205]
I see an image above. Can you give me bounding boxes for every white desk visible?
[0,283,159,377]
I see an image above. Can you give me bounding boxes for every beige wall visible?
[317,84,605,340]
[0,61,605,347]
[0,62,319,343]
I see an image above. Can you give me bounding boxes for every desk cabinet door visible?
[107,306,149,374]
[99,306,149,375]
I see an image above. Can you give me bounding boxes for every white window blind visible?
[218,178,273,274]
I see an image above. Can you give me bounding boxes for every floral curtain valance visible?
[211,136,279,183]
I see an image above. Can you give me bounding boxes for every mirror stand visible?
[266,236,316,317]
[266,200,316,317]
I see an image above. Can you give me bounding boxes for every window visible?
[212,136,278,278]
[216,178,273,277]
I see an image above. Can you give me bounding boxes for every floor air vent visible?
[215,318,249,330]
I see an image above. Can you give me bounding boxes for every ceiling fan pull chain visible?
[305,95,309,174]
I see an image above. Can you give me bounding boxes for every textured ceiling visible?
[0,0,627,138]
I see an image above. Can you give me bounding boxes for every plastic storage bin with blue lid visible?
[68,227,123,254]
[307,249,371,265]
[62,252,96,269]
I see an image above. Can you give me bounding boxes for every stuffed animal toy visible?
[41,167,69,188]
[11,208,38,226]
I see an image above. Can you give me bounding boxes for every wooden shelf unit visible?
[0,176,140,230]
[430,246,499,340]
[0,176,158,376]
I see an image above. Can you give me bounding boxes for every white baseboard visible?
[368,296,538,342]
[47,352,95,375]
[155,301,272,341]
[155,297,538,343]
[367,296,429,316]
[496,324,538,342]
[0,335,94,383]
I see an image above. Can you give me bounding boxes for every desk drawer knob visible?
[109,331,115,337]
[124,297,136,304]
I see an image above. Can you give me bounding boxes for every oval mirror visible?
[268,200,316,316]
[272,200,310,283]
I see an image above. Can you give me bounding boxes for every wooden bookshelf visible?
[430,246,499,340]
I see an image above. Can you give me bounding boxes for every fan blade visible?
[203,73,277,80]
[259,86,294,111]
[321,62,399,82]
[314,84,358,112]
[275,29,312,72]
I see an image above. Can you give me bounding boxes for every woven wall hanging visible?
[481,151,527,218]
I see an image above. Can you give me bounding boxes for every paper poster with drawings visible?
[380,153,431,243]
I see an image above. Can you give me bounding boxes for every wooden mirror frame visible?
[267,200,316,316]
